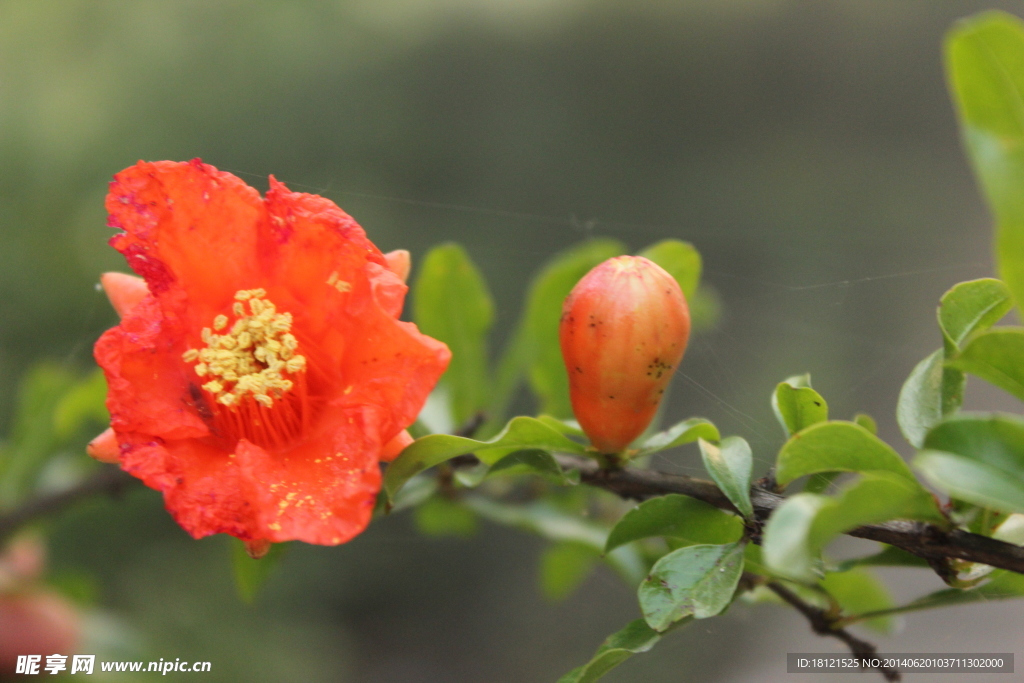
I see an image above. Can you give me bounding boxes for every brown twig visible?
[766,581,901,682]
[552,454,1024,576]
[0,466,138,545]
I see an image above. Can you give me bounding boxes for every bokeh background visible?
[1,1,1022,681]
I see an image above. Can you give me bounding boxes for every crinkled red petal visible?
[94,160,451,546]
[95,296,208,441]
[119,404,382,544]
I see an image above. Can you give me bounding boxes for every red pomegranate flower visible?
[91,160,450,548]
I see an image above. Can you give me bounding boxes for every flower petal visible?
[106,159,266,323]
[86,428,120,464]
[95,296,209,441]
[128,406,384,545]
[100,272,149,319]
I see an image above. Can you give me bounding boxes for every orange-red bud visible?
[560,256,690,454]
[380,429,415,462]
[100,272,149,319]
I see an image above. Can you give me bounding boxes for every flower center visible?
[182,289,311,450]
[183,288,307,407]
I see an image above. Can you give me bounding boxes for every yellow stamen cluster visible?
[182,288,306,408]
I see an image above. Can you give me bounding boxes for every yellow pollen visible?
[327,271,352,293]
[181,288,307,407]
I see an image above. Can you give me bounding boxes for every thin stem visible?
[766,581,901,682]
[552,453,1024,576]
[0,466,137,545]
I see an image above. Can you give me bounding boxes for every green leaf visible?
[938,278,1013,351]
[488,449,580,486]
[761,494,828,582]
[853,414,877,435]
[520,239,627,417]
[638,239,701,300]
[540,542,600,601]
[946,12,1024,309]
[413,496,478,537]
[634,418,720,457]
[771,374,828,437]
[917,413,1024,513]
[638,542,745,631]
[896,349,966,448]
[557,617,681,683]
[949,328,1024,401]
[536,414,586,438]
[604,494,743,553]
[835,545,931,572]
[465,497,646,586]
[915,451,1024,514]
[413,244,494,426]
[821,568,897,634]
[0,363,79,505]
[764,473,945,582]
[840,570,1024,625]
[231,539,288,603]
[775,421,915,487]
[698,437,754,519]
[688,285,722,333]
[52,368,108,440]
[923,412,1024,475]
[383,416,587,499]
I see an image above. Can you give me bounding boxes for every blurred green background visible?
[2,1,1023,681]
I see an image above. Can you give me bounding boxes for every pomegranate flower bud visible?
[560,255,691,454]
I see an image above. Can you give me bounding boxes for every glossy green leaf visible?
[414,496,478,537]
[638,541,745,631]
[604,494,743,553]
[488,449,580,486]
[384,416,587,499]
[811,473,946,540]
[638,239,701,300]
[949,328,1024,401]
[520,239,627,417]
[557,617,684,683]
[464,497,645,586]
[634,418,719,457]
[413,243,494,426]
[771,374,827,437]
[775,421,915,487]
[918,413,1024,512]
[896,349,966,448]
[840,570,1024,625]
[540,542,600,601]
[762,494,828,582]
[764,473,944,582]
[946,12,1024,309]
[822,567,897,634]
[923,412,1024,475]
[231,540,288,603]
[938,278,1013,351]
[698,437,753,519]
[915,451,1024,514]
